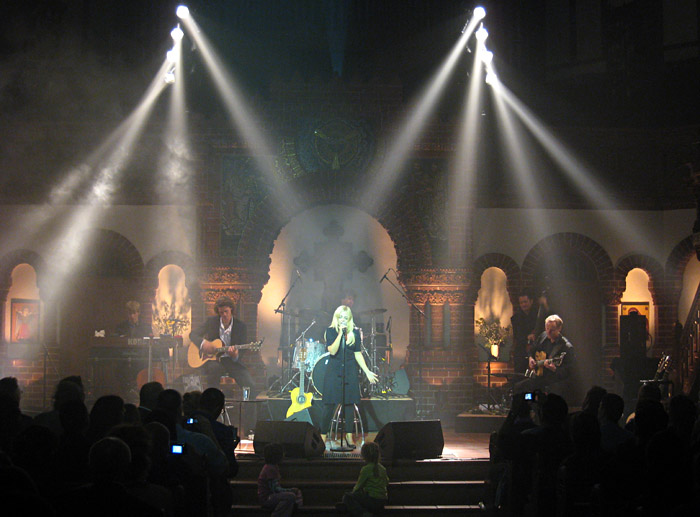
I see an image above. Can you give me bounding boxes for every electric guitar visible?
[525,351,567,378]
[187,339,262,369]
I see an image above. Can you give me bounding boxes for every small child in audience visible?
[257,443,302,516]
[341,441,389,516]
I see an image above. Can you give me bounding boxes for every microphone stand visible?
[274,273,302,387]
[332,328,354,452]
[381,270,428,418]
[279,320,316,394]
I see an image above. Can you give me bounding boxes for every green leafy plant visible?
[475,317,512,358]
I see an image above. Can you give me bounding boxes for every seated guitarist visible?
[189,296,257,397]
[515,314,575,397]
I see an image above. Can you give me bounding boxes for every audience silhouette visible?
[2,373,699,516]
[490,383,699,517]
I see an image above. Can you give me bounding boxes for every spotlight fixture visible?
[485,71,498,86]
[462,6,486,33]
[166,49,177,63]
[176,5,190,19]
[482,50,494,66]
[164,71,175,84]
[475,26,488,42]
[171,26,184,42]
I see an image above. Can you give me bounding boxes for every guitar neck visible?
[533,353,565,368]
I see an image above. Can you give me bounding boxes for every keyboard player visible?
[115,300,152,338]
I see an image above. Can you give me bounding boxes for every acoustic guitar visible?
[187,339,262,369]
[525,351,567,378]
[285,344,314,418]
[286,376,314,418]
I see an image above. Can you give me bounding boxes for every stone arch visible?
[145,251,197,291]
[615,253,666,305]
[666,235,695,298]
[470,253,521,305]
[522,233,614,402]
[0,249,47,292]
[145,251,198,339]
[235,175,433,276]
[521,232,614,303]
[83,228,144,278]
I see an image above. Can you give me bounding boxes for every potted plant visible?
[475,317,512,361]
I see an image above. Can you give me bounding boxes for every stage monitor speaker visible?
[253,420,324,458]
[285,409,313,425]
[374,420,443,462]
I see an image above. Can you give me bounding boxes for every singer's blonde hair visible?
[330,305,355,334]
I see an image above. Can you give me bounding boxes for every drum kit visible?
[274,306,397,399]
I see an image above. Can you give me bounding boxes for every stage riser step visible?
[231,480,485,506]
[231,504,483,515]
[236,457,489,482]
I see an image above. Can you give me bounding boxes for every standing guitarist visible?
[189,297,257,397]
[515,314,575,397]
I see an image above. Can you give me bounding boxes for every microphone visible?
[379,268,390,284]
[386,316,392,333]
[295,269,303,282]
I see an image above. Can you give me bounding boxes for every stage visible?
[224,392,417,434]
[236,428,490,460]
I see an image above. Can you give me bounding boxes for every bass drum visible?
[311,351,369,398]
[311,352,330,397]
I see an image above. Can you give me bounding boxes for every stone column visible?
[196,266,269,393]
[399,269,470,421]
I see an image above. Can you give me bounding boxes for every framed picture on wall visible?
[10,298,40,344]
[621,302,650,319]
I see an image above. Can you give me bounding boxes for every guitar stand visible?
[278,369,301,395]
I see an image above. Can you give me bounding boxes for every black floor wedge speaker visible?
[253,420,325,458]
[374,420,444,462]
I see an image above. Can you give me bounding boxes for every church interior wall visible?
[0,205,197,264]
[474,208,695,267]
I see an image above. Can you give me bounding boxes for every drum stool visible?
[329,403,365,447]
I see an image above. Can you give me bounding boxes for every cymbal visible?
[358,308,387,316]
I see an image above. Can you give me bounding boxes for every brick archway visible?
[235,175,433,275]
[521,232,614,303]
[145,251,197,291]
[470,253,521,305]
[87,228,144,278]
[0,249,47,291]
[615,253,666,305]
[521,233,614,397]
[666,235,695,298]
